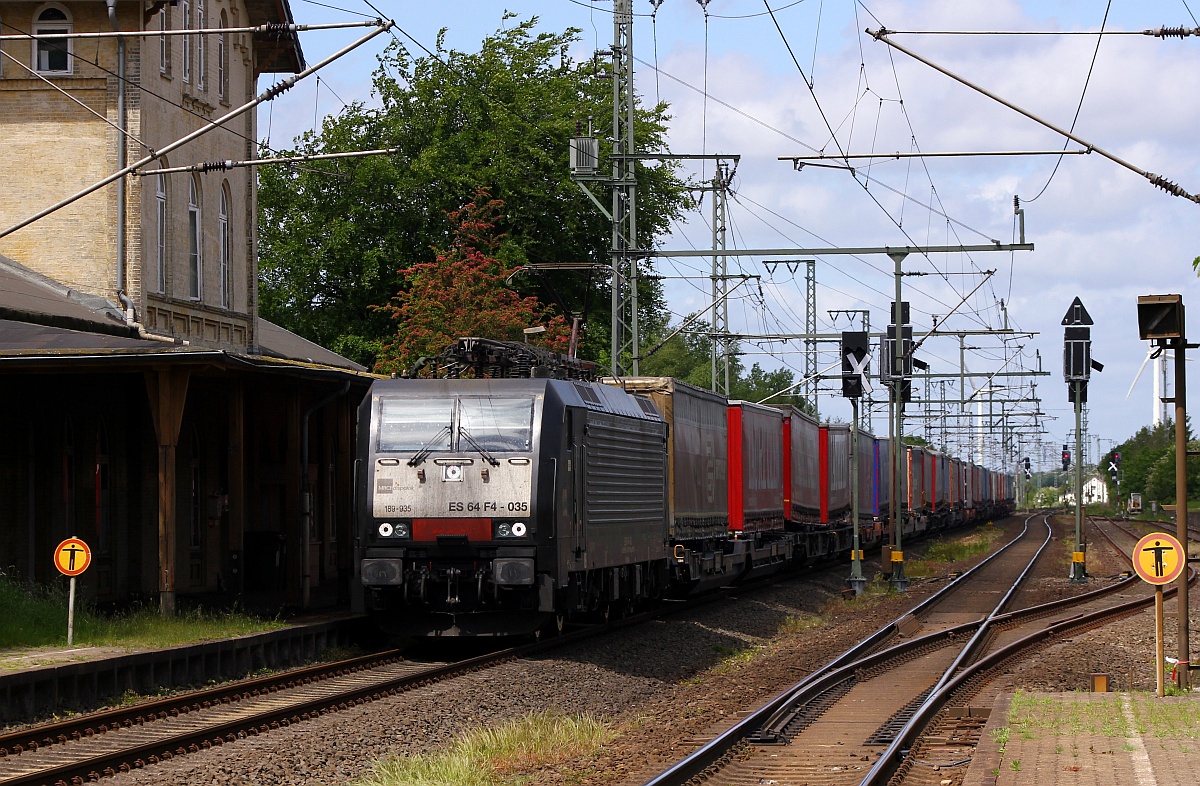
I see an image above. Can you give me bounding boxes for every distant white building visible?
[1063,474,1109,505]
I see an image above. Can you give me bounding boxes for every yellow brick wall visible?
[0,0,260,351]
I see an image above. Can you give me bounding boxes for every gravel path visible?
[102,514,1161,786]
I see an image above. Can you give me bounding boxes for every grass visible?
[778,612,823,635]
[354,711,613,786]
[0,574,283,652]
[1007,691,1131,738]
[1006,690,1200,741]
[904,526,1001,578]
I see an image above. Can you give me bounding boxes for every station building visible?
[0,1,372,613]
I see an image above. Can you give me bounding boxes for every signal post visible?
[842,331,871,595]
[1062,298,1101,583]
[1137,294,1191,690]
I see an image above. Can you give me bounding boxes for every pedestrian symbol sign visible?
[1133,532,1185,585]
[53,537,91,577]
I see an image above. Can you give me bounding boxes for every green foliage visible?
[258,18,687,367]
[639,321,810,411]
[373,191,571,374]
[1108,420,1196,504]
[1144,439,1200,504]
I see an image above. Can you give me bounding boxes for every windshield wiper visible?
[407,424,452,467]
[458,428,501,466]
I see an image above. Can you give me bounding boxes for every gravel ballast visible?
[101,515,1174,786]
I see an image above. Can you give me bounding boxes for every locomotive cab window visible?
[376,396,533,454]
[377,398,453,452]
[458,397,533,452]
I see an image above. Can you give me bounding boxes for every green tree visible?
[1110,421,1177,502]
[1143,439,1200,503]
[373,191,571,375]
[258,17,687,367]
[638,320,810,412]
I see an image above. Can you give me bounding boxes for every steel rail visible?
[641,513,1041,786]
[0,548,857,786]
[859,517,1192,786]
[0,648,410,758]
[864,567,1194,786]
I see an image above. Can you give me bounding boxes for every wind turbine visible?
[1126,341,1168,426]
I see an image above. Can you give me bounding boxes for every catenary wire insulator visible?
[1146,26,1200,38]
[1147,172,1200,202]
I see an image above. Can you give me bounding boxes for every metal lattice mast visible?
[805,260,817,414]
[610,0,639,375]
[710,164,731,394]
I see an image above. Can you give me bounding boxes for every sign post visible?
[1133,532,1186,696]
[53,537,92,646]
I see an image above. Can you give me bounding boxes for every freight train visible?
[353,338,1014,636]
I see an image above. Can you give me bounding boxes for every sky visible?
[260,0,1200,473]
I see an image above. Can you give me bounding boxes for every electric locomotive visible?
[354,339,670,636]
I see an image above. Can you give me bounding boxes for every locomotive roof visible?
[370,377,663,422]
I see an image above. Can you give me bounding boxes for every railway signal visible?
[1063,297,1101,584]
[842,331,870,595]
[841,331,871,398]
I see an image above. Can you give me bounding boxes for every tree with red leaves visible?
[373,191,570,376]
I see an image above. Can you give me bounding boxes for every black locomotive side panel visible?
[577,410,669,569]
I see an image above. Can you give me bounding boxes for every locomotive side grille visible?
[583,415,667,525]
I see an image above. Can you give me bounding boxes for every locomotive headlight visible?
[493,520,528,538]
[377,521,411,539]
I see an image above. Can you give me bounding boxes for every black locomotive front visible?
[354,377,669,636]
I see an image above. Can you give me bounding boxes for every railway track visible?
[0,535,928,786]
[643,512,1171,786]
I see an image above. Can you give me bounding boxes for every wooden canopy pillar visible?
[145,366,190,616]
[227,379,245,593]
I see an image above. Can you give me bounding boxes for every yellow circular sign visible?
[1133,532,1186,585]
[53,538,92,577]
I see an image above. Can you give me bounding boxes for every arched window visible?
[155,173,168,293]
[181,0,191,83]
[217,10,228,101]
[158,6,172,76]
[33,4,72,74]
[188,175,202,300]
[195,0,206,91]
[218,183,231,309]
[95,421,110,552]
